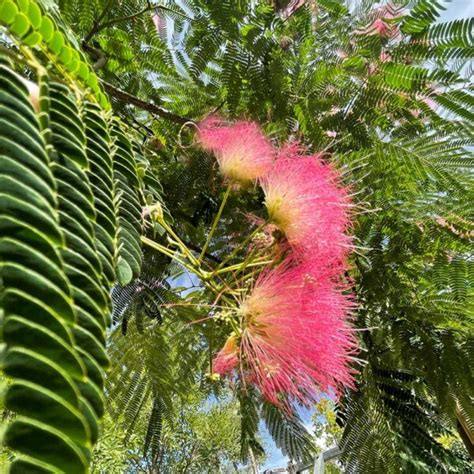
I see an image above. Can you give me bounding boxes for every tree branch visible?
[83,0,115,43]
[102,81,192,125]
[280,0,306,21]
[100,3,192,31]
[84,3,191,43]
[181,238,222,264]
[82,42,108,71]
[100,3,157,30]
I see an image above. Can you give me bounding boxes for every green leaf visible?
[38,15,54,42]
[49,30,65,55]
[10,12,30,37]
[0,1,18,25]
[5,418,89,474]
[26,1,42,29]
[117,258,133,286]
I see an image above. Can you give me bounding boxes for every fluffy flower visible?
[261,145,352,266]
[198,117,274,183]
[375,2,406,21]
[152,13,167,39]
[356,3,404,38]
[379,51,392,62]
[238,261,356,408]
[357,18,397,38]
[335,49,348,59]
[422,97,437,111]
[213,334,239,375]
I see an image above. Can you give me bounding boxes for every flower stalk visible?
[199,185,232,263]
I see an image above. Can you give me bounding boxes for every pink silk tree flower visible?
[212,334,239,375]
[198,117,274,184]
[356,3,404,39]
[238,262,356,409]
[379,51,392,62]
[152,13,167,40]
[376,2,406,21]
[356,18,397,38]
[213,334,239,375]
[261,145,352,267]
[422,97,437,111]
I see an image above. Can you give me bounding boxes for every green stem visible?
[213,259,273,276]
[211,221,267,275]
[142,238,239,320]
[228,318,241,336]
[160,220,200,266]
[199,185,232,263]
[141,236,200,276]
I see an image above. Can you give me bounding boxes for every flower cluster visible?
[199,117,357,408]
[213,334,239,375]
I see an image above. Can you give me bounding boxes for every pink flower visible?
[379,51,391,62]
[326,130,338,138]
[260,145,352,266]
[213,334,239,375]
[414,94,438,112]
[368,62,378,75]
[152,13,167,40]
[357,18,397,38]
[237,261,356,408]
[198,117,274,183]
[335,49,348,59]
[356,3,404,38]
[377,2,405,21]
[422,97,437,111]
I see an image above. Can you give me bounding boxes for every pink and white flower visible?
[260,145,352,266]
[198,117,274,184]
[213,334,239,375]
[379,51,392,62]
[237,261,356,408]
[356,3,404,39]
[356,18,399,38]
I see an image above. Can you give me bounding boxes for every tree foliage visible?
[1,0,473,472]
[91,393,255,473]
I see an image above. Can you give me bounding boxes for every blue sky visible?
[439,0,473,21]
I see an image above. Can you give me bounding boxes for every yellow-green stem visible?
[213,259,273,276]
[141,236,200,276]
[211,221,267,275]
[160,219,200,266]
[199,185,231,263]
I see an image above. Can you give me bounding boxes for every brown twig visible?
[181,238,222,264]
[100,3,190,30]
[100,2,157,30]
[280,0,306,21]
[83,0,115,43]
[82,42,108,70]
[84,2,191,43]
[102,81,192,125]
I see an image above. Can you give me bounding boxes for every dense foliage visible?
[1,0,473,472]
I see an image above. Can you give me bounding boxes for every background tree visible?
[91,392,260,473]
